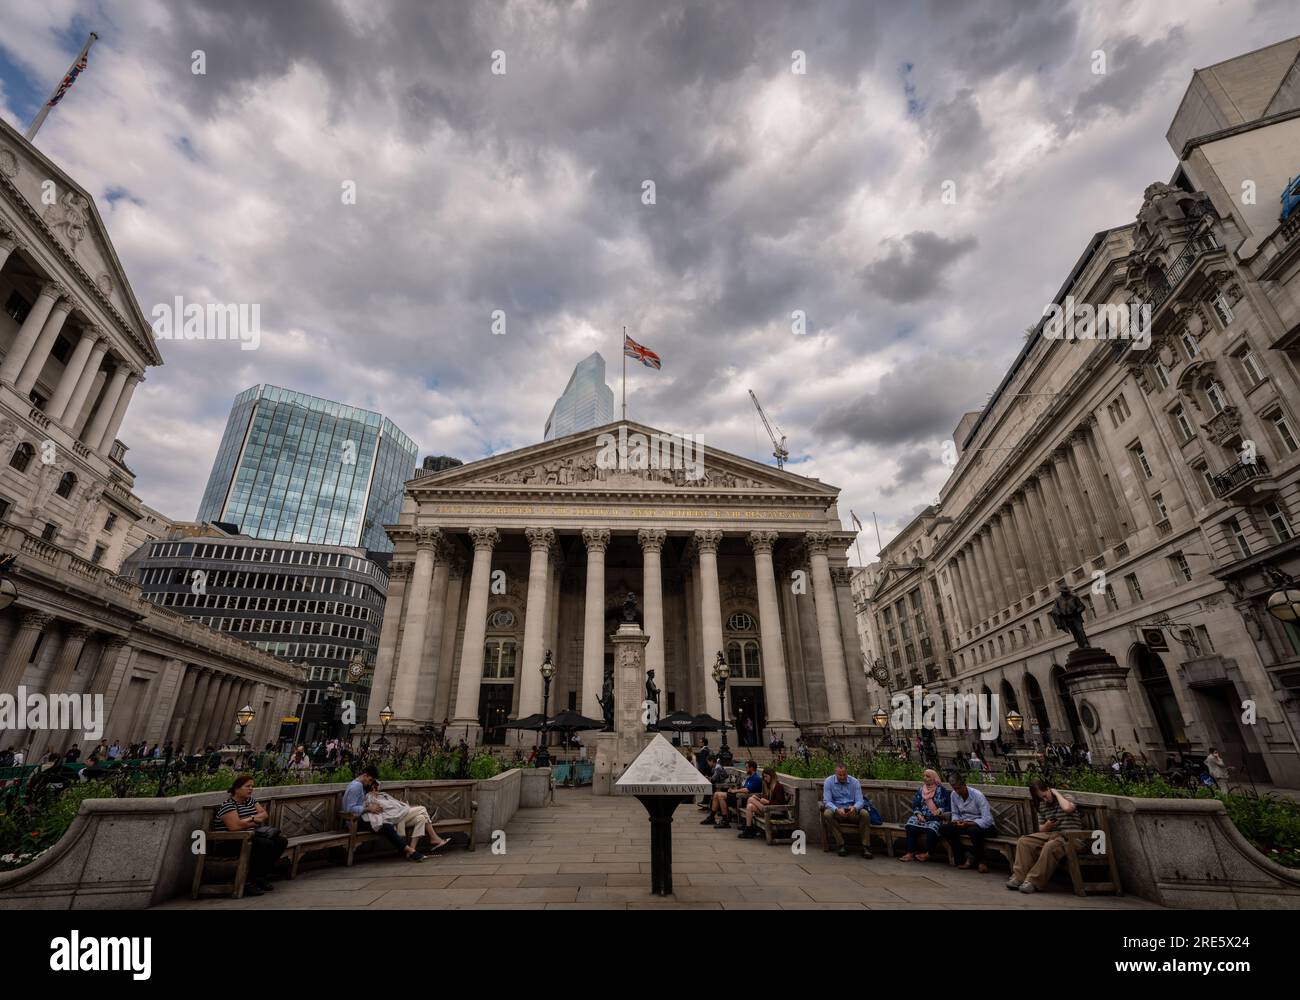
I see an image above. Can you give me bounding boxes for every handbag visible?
[866,802,883,826]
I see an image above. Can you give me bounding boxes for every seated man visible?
[342,765,426,862]
[700,756,736,827]
[365,783,450,853]
[1008,780,1082,893]
[714,760,763,831]
[821,762,874,859]
[941,773,996,872]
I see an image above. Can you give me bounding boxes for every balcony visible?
[1211,456,1271,501]
[1141,230,1224,313]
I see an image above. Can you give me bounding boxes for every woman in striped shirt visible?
[212,775,286,896]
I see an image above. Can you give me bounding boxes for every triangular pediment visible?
[0,120,160,364]
[410,420,838,496]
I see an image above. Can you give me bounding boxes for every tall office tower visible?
[543,351,614,440]
[196,385,420,553]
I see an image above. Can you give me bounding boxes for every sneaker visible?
[242,883,264,897]
[409,852,427,863]
[862,848,874,860]
[1005,878,1022,890]
[700,814,716,826]
[1018,881,1037,893]
[837,846,848,858]
[717,819,731,829]
[737,827,757,839]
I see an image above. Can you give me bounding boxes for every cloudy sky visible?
[0,0,1293,557]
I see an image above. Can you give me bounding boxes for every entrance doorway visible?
[730,686,766,747]
[1131,643,1187,750]
[1198,683,1265,782]
[478,683,513,745]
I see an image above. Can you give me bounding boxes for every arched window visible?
[482,638,517,679]
[8,442,34,473]
[57,472,77,499]
[726,639,761,679]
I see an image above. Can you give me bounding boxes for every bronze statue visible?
[596,664,615,731]
[645,669,660,724]
[1049,583,1089,649]
[622,591,638,623]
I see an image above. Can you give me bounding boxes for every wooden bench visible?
[273,791,355,878]
[751,795,798,844]
[191,805,255,899]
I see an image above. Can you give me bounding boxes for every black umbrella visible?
[652,710,699,732]
[689,713,728,732]
[544,709,604,732]
[502,713,550,731]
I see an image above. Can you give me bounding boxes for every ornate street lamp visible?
[1006,709,1023,734]
[872,707,889,729]
[537,650,555,765]
[377,705,393,752]
[1264,566,1300,625]
[233,704,256,766]
[712,650,733,767]
[0,553,18,612]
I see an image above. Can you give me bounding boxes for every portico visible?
[369,421,871,747]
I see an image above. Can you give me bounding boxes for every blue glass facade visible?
[197,385,419,552]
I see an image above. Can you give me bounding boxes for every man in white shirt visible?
[941,774,997,873]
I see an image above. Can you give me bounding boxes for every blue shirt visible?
[342,778,367,815]
[743,772,762,794]
[950,786,994,828]
[822,773,864,812]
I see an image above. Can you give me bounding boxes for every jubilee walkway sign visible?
[615,734,711,895]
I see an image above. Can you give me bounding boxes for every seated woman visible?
[366,783,451,853]
[738,767,788,839]
[212,774,287,896]
[900,768,950,862]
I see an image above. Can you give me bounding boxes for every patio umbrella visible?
[652,710,699,733]
[502,713,550,731]
[689,713,727,732]
[544,710,605,787]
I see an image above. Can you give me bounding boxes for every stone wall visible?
[776,774,1300,909]
[0,771,528,910]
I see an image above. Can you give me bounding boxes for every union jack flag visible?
[624,333,661,370]
[48,52,90,108]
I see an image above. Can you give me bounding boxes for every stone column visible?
[999,507,1033,602]
[391,527,441,721]
[15,296,75,397]
[694,529,725,720]
[47,327,100,421]
[94,372,139,453]
[987,518,1018,607]
[1009,491,1043,590]
[0,230,19,273]
[182,667,214,750]
[203,674,233,747]
[806,531,853,724]
[1038,464,1081,571]
[452,527,499,733]
[415,542,453,720]
[0,281,63,387]
[168,664,201,745]
[970,532,999,619]
[638,528,667,700]
[1052,449,1093,565]
[748,530,794,731]
[1071,426,1121,549]
[581,527,610,719]
[60,337,109,432]
[83,364,129,449]
[1023,478,1062,581]
[682,553,701,713]
[515,527,555,725]
[953,554,978,632]
[0,610,52,694]
[32,625,93,756]
[432,555,465,725]
[370,561,410,717]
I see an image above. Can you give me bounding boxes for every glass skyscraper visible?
[544,351,615,440]
[197,385,419,553]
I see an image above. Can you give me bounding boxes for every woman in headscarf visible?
[899,768,950,862]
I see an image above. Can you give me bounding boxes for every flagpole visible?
[26,32,98,141]
[621,325,627,421]
[872,511,884,557]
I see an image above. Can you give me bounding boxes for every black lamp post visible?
[537,650,555,766]
[325,681,344,741]
[377,705,393,753]
[712,651,733,767]
[872,706,888,753]
[234,704,256,767]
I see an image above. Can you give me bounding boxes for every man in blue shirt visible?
[343,765,425,863]
[941,773,996,872]
[821,763,874,859]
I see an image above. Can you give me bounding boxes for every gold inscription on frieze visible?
[427,503,814,521]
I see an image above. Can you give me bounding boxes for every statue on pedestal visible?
[644,669,660,725]
[1049,583,1089,649]
[622,591,638,624]
[597,664,615,731]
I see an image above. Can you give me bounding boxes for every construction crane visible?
[748,389,789,469]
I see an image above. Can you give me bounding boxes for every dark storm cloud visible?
[860,230,977,304]
[814,355,998,447]
[1067,29,1189,131]
[881,448,937,497]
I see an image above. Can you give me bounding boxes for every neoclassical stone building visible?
[858,38,1300,786]
[369,420,868,745]
[0,119,300,754]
